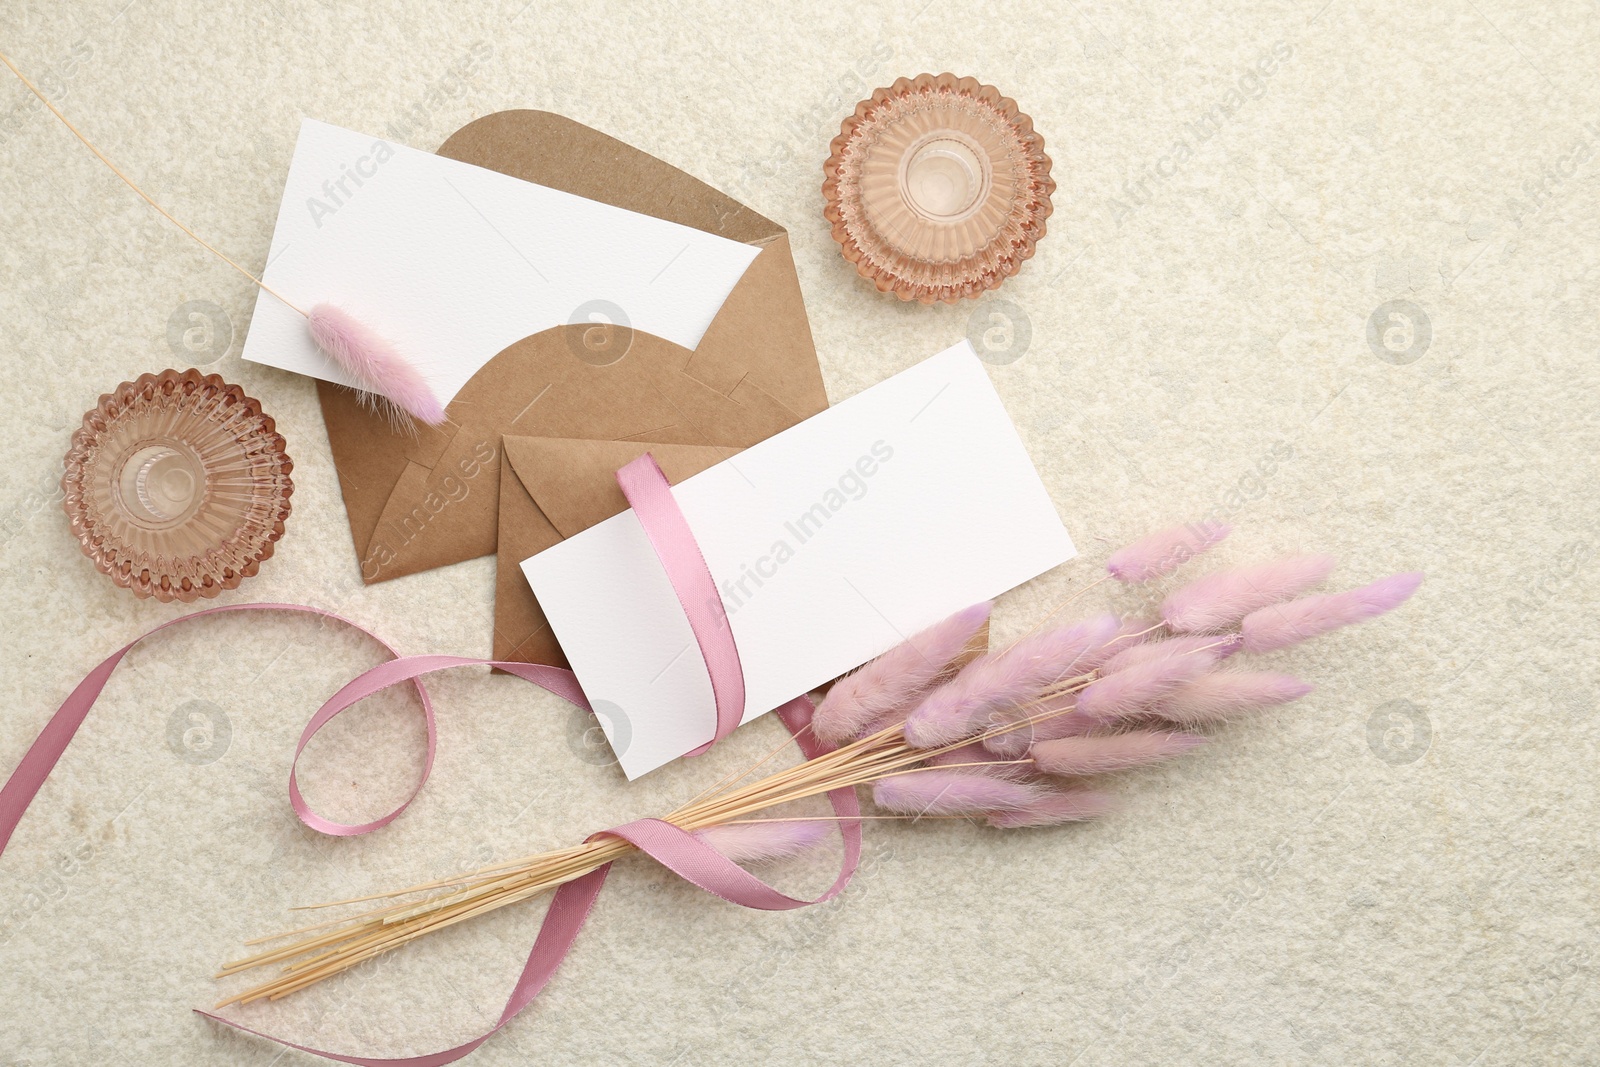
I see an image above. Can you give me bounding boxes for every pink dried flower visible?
[903,614,1120,748]
[1241,572,1423,653]
[1106,522,1230,583]
[872,770,1041,815]
[987,790,1116,827]
[1150,673,1314,726]
[307,303,446,425]
[814,602,993,744]
[1030,731,1206,776]
[693,820,831,864]
[1099,634,1242,676]
[1076,639,1226,720]
[1161,555,1338,632]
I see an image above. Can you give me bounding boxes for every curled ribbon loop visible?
[290,654,590,836]
[0,454,862,1065]
[0,603,437,855]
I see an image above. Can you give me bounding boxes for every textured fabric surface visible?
[1,2,1596,1064]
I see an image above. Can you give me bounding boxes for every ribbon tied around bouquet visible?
[0,453,863,1066]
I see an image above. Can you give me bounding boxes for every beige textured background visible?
[1,1,1596,1064]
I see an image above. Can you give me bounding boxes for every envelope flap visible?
[437,110,783,245]
[503,436,737,539]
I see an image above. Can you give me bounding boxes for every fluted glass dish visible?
[824,73,1055,304]
[62,369,294,602]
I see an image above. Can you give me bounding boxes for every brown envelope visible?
[316,109,828,592]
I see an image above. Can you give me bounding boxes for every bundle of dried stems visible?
[216,523,1420,1007]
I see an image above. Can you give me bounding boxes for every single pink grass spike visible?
[1241,572,1423,653]
[1106,522,1230,583]
[1031,731,1206,776]
[1151,673,1315,726]
[307,303,447,425]
[928,741,1037,780]
[693,820,830,864]
[814,602,992,744]
[903,615,1120,748]
[1099,633,1242,676]
[1161,554,1338,633]
[1076,639,1226,720]
[987,790,1116,828]
[873,769,1041,815]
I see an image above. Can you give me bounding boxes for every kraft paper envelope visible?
[523,342,1078,779]
[302,110,827,586]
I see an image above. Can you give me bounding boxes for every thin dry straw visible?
[0,49,309,317]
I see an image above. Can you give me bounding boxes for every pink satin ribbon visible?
[616,452,745,751]
[0,454,861,1064]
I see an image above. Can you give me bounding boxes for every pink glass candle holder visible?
[62,369,294,602]
[823,73,1055,304]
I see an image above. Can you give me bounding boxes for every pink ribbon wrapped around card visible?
[0,455,861,1065]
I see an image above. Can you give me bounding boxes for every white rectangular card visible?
[522,341,1076,779]
[241,119,761,406]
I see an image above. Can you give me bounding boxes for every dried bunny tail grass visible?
[1149,673,1314,726]
[1106,522,1230,583]
[1241,572,1423,653]
[1099,634,1241,676]
[693,820,831,864]
[987,790,1117,828]
[1161,555,1337,633]
[1076,639,1227,720]
[307,303,447,426]
[1030,732,1206,776]
[814,602,992,744]
[872,770,1042,815]
[903,614,1120,748]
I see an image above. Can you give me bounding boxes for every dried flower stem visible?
[0,50,309,317]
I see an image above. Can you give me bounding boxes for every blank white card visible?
[241,119,760,406]
[522,342,1076,779]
